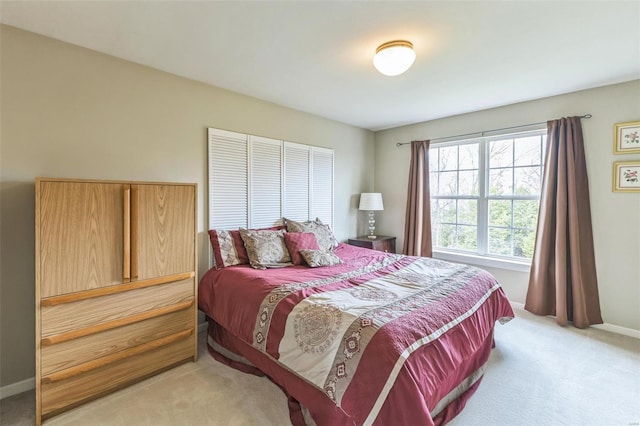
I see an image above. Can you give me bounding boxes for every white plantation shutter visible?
[249,136,283,228]
[311,147,334,227]
[283,142,310,222]
[208,128,248,231]
[208,127,334,267]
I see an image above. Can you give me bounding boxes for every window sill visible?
[432,250,531,273]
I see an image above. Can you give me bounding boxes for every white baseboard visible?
[0,377,35,400]
[510,301,525,310]
[509,301,640,339]
[592,323,640,339]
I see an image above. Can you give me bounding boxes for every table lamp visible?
[358,193,384,239]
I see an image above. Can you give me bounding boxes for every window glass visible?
[514,166,541,195]
[489,168,513,196]
[488,200,512,227]
[489,139,513,168]
[457,200,477,225]
[438,171,458,196]
[439,146,458,171]
[430,131,545,261]
[457,225,478,251]
[429,149,439,172]
[458,171,478,195]
[489,227,512,256]
[459,143,479,169]
[438,199,456,223]
[438,224,456,248]
[513,200,539,228]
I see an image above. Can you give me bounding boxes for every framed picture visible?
[613,120,640,154]
[613,161,640,192]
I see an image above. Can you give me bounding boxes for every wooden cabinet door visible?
[39,181,125,298]
[134,184,195,280]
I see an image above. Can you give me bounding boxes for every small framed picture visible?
[613,161,640,192]
[613,120,640,154]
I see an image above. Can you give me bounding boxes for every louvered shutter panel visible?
[311,147,334,227]
[208,128,248,230]
[208,127,335,267]
[249,136,283,228]
[283,142,310,222]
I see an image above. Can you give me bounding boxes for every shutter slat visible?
[284,143,311,222]
[311,148,334,227]
[208,129,248,231]
[250,136,282,228]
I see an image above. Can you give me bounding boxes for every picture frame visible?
[613,161,640,192]
[613,120,640,154]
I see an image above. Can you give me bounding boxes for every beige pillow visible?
[299,249,343,268]
[239,228,292,269]
[284,218,339,251]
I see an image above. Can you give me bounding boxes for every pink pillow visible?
[284,232,320,265]
[209,225,284,269]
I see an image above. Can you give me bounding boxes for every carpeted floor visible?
[2,307,639,425]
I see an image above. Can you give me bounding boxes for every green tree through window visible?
[430,131,546,261]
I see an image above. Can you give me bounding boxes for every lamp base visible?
[367,210,377,240]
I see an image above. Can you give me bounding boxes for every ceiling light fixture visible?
[373,40,416,76]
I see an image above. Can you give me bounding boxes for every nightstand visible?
[347,236,396,253]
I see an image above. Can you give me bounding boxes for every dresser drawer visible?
[41,278,194,338]
[41,334,195,419]
[41,306,194,376]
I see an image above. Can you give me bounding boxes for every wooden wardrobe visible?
[35,178,198,424]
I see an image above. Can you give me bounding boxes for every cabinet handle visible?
[131,185,139,279]
[123,185,131,282]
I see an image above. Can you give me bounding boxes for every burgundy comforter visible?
[198,244,514,425]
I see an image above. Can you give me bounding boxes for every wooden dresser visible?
[35,178,197,424]
[347,236,396,253]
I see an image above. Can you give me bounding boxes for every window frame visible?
[429,128,546,271]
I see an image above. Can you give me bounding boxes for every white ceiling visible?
[1,1,639,131]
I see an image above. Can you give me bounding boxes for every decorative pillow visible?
[284,232,320,265]
[239,228,292,270]
[284,218,339,252]
[208,229,247,269]
[299,249,343,268]
[209,225,284,269]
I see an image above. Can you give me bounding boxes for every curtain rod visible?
[395,114,592,147]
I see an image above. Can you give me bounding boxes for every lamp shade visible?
[373,40,416,76]
[359,193,384,211]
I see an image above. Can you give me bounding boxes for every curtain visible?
[403,140,432,257]
[525,117,602,328]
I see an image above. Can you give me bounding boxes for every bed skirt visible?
[205,318,495,426]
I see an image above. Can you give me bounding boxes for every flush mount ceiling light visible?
[373,40,416,76]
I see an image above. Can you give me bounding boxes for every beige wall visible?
[2,23,638,392]
[375,80,640,332]
[0,25,375,388]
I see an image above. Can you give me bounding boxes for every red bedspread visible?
[199,244,514,425]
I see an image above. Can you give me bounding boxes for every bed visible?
[198,241,514,425]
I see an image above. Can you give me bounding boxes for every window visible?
[430,130,546,264]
